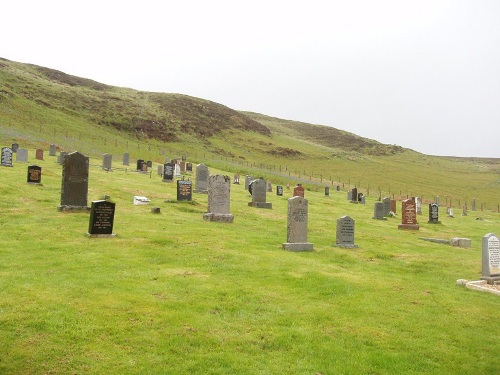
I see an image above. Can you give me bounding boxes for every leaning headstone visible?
[428,203,441,224]
[1,147,13,167]
[88,200,116,237]
[383,197,391,216]
[248,178,272,209]
[481,233,500,285]
[194,164,209,193]
[49,144,57,156]
[277,185,284,196]
[11,143,19,153]
[102,153,112,170]
[27,165,42,184]
[333,215,358,248]
[293,184,305,198]
[58,151,89,211]
[203,175,234,222]
[398,199,419,230]
[35,149,44,160]
[373,202,387,220]
[177,179,193,201]
[122,152,130,166]
[16,148,28,162]
[162,163,174,182]
[244,175,254,191]
[282,196,313,251]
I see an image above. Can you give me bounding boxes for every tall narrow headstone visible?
[102,153,112,170]
[351,188,358,203]
[122,152,130,166]
[347,191,352,201]
[334,215,358,248]
[373,202,387,220]
[428,203,441,224]
[27,165,42,184]
[245,175,254,191]
[58,151,89,211]
[179,161,186,173]
[481,233,500,284]
[416,197,422,215]
[282,196,313,251]
[398,199,419,230]
[267,180,273,192]
[462,204,468,216]
[35,149,44,161]
[194,164,209,193]
[16,148,28,162]
[49,144,57,156]
[177,179,193,201]
[88,200,116,237]
[162,163,174,182]
[174,164,181,178]
[248,178,272,209]
[277,185,284,196]
[293,184,305,198]
[203,175,234,222]
[1,147,13,167]
[157,165,163,176]
[472,198,477,211]
[382,197,391,216]
[390,199,397,214]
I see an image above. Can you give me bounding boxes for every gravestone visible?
[164,157,170,164]
[27,165,42,184]
[277,185,284,196]
[177,179,193,201]
[428,203,441,224]
[1,147,13,167]
[58,151,68,165]
[172,159,178,165]
[334,215,358,248]
[373,202,387,220]
[136,159,145,171]
[351,188,358,203]
[194,164,209,193]
[347,191,352,201]
[416,197,422,215]
[203,175,234,222]
[293,184,305,198]
[390,199,397,214]
[245,175,254,191]
[186,162,193,172]
[357,192,364,203]
[49,144,57,156]
[102,153,112,170]
[122,152,130,165]
[336,185,340,192]
[448,208,454,218]
[383,197,391,216]
[174,164,181,178]
[286,182,290,190]
[157,165,163,176]
[325,186,330,196]
[58,151,89,211]
[481,233,500,284]
[35,149,44,161]
[472,198,476,211]
[462,204,468,216]
[282,196,313,251]
[435,196,440,206]
[133,196,150,205]
[162,163,174,182]
[267,180,272,192]
[141,162,148,172]
[88,200,116,237]
[179,161,186,172]
[16,148,28,162]
[147,160,153,168]
[398,199,419,230]
[233,174,240,184]
[11,143,19,153]
[248,178,272,209]
[182,155,187,161]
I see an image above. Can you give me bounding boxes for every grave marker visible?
[325,186,330,196]
[334,215,358,248]
[203,175,234,222]
[248,178,272,209]
[177,179,193,201]
[58,151,89,211]
[245,175,254,191]
[282,196,313,251]
[428,203,441,224]
[102,153,112,170]
[1,147,13,167]
[398,199,419,230]
[373,202,387,220]
[122,152,130,166]
[136,159,145,171]
[277,185,284,196]
[27,165,42,184]
[11,143,19,153]
[49,144,57,156]
[186,162,193,172]
[162,163,174,182]
[194,164,209,193]
[293,184,305,198]
[36,149,44,161]
[383,197,391,216]
[88,200,116,237]
[16,148,28,162]
[481,233,500,284]
[233,174,240,184]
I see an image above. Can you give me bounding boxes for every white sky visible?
[2,0,499,157]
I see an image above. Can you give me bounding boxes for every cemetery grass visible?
[0,153,499,374]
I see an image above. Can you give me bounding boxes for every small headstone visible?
[325,186,330,196]
[11,143,19,153]
[293,184,305,198]
[186,162,193,172]
[147,160,153,168]
[177,179,193,201]
[194,164,209,193]
[58,151,89,211]
[174,164,181,178]
[179,161,186,173]
[336,185,340,192]
[282,196,313,251]
[233,174,240,184]
[351,188,358,203]
[398,199,419,230]
[267,180,272,192]
[286,182,290,190]
[164,157,170,164]
[373,202,387,220]
[203,175,234,222]
[390,199,397,214]
[382,197,391,216]
[481,233,500,284]
[361,196,366,205]
[450,237,471,248]
[357,193,364,203]
[136,159,145,171]
[122,152,130,166]
[16,148,28,162]
[472,198,476,211]
[347,191,352,201]
[462,204,468,216]
[102,153,112,170]
[436,196,440,206]
[416,197,422,215]
[162,163,174,182]
[157,165,163,176]
[141,162,148,172]
[133,196,150,205]
[333,215,358,248]
[277,185,284,196]
[35,149,44,161]
[27,165,42,184]
[88,200,116,237]
[428,203,441,224]
[248,178,272,209]
[245,175,254,191]
[1,147,13,167]
[448,208,454,218]
[49,144,57,156]
[57,151,68,165]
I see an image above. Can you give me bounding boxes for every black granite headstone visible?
[428,203,440,224]
[59,151,89,209]
[163,163,174,181]
[88,200,116,236]
[136,159,144,171]
[27,165,42,184]
[186,162,193,172]
[177,180,192,201]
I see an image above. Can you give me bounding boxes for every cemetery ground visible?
[0,151,499,374]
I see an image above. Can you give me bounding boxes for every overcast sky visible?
[3,1,499,157]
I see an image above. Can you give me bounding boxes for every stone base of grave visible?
[282,243,313,252]
[465,280,500,295]
[398,224,420,230]
[480,276,500,285]
[194,189,208,194]
[450,237,471,248]
[248,202,272,209]
[1,164,13,167]
[372,217,387,220]
[427,221,442,224]
[57,205,90,212]
[203,213,234,223]
[333,243,359,248]
[87,233,116,238]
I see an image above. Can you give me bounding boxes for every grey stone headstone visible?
[194,164,209,193]
[373,202,387,220]
[11,143,19,153]
[122,153,130,166]
[102,153,112,170]
[58,152,68,165]
[203,175,234,222]
[462,204,468,216]
[382,197,391,216]
[283,196,313,251]
[334,215,358,248]
[416,197,422,215]
[58,151,89,210]
[233,174,240,184]
[248,178,272,209]
[472,198,476,211]
[244,175,254,191]
[174,164,181,178]
[266,180,272,192]
[1,147,13,167]
[157,165,163,176]
[347,191,352,201]
[16,148,28,162]
[481,233,500,284]
[49,144,57,156]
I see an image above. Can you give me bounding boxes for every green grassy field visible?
[0,149,498,374]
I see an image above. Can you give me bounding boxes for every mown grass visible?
[0,149,499,374]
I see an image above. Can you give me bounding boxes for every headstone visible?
[58,151,89,210]
[277,185,284,196]
[179,161,186,172]
[334,215,358,248]
[373,202,387,220]
[136,159,145,171]
[472,198,476,211]
[194,164,209,193]
[351,188,358,203]
[186,162,193,172]
[233,174,240,184]
[164,157,171,164]
[122,152,130,166]
[1,147,13,167]
[481,233,500,284]
[462,204,468,216]
[293,184,305,198]
[177,179,192,201]
[157,165,163,176]
[244,175,254,191]
[286,182,290,190]
[16,148,28,162]
[282,196,313,251]
[448,208,454,218]
[436,196,440,206]
[361,196,366,205]
[102,153,112,170]
[267,180,272,192]
[182,155,187,161]
[88,200,116,237]
[27,165,42,184]
[383,197,391,216]
[248,178,272,209]
[35,149,44,161]
[49,144,57,156]
[416,197,422,215]
[172,159,178,165]
[147,160,153,168]
[11,143,19,153]
[141,162,148,172]
[390,199,397,214]
[151,207,161,214]
[336,185,340,192]
[428,203,441,224]
[357,192,363,203]
[162,163,174,182]
[398,199,419,230]
[133,196,150,205]
[174,164,181,178]
[203,175,234,222]
[325,186,330,196]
